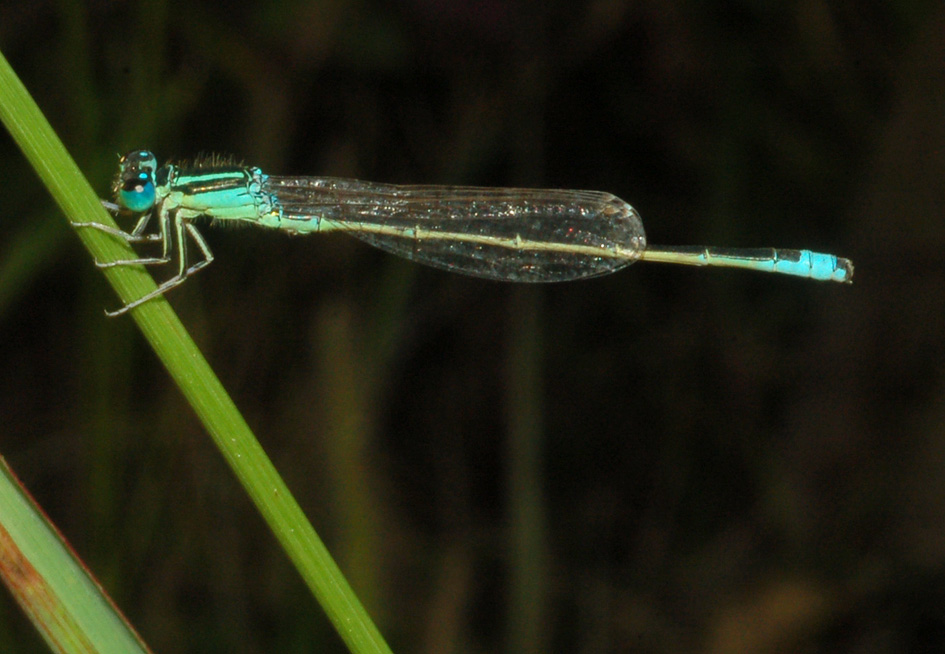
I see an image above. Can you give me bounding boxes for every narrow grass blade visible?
[0,47,392,654]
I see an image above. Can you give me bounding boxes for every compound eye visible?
[119,150,158,173]
[119,172,156,212]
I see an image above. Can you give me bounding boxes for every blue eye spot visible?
[119,172,156,212]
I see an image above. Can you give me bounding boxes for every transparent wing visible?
[264,177,647,282]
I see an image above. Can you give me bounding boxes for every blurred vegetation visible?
[1,1,943,652]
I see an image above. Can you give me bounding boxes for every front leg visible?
[75,202,170,268]
[74,200,163,244]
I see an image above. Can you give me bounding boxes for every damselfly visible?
[77,150,853,316]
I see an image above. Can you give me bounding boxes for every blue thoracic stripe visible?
[161,166,279,215]
[172,168,253,196]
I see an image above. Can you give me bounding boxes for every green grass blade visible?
[0,48,392,654]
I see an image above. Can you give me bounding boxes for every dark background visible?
[1,1,943,652]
